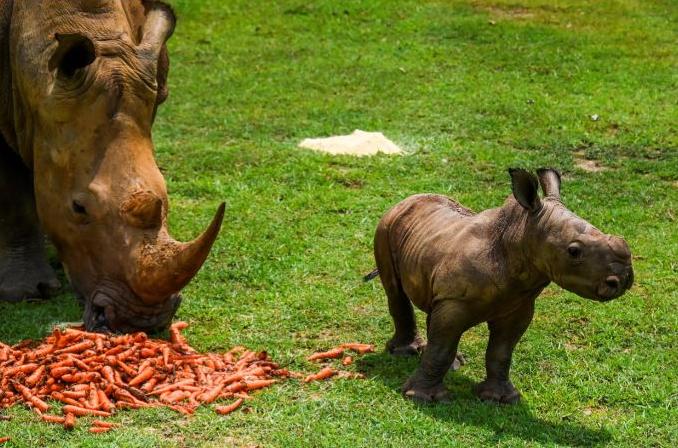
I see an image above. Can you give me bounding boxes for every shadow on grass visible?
[357,352,612,447]
[0,293,81,344]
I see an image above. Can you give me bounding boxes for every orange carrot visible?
[307,348,344,361]
[215,398,243,415]
[151,379,194,395]
[13,363,39,374]
[115,360,137,377]
[225,382,246,393]
[41,414,65,424]
[101,366,117,385]
[95,337,105,352]
[25,365,46,386]
[92,420,120,428]
[63,413,76,430]
[197,384,223,404]
[172,321,189,331]
[342,356,353,366]
[340,343,375,354]
[13,382,49,412]
[245,379,276,391]
[55,340,94,355]
[61,372,99,383]
[89,426,111,434]
[0,437,9,444]
[128,367,154,387]
[161,346,171,366]
[62,405,112,417]
[169,323,189,347]
[88,384,100,409]
[140,347,156,358]
[141,377,158,393]
[62,390,87,399]
[97,389,116,413]
[162,390,189,403]
[50,366,73,379]
[304,367,335,383]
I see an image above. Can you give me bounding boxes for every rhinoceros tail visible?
[363,268,380,282]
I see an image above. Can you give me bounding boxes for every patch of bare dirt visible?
[472,2,570,26]
[480,5,535,20]
[573,152,607,172]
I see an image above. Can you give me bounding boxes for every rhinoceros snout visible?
[596,265,633,301]
[84,282,182,333]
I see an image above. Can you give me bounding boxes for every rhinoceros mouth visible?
[84,281,182,333]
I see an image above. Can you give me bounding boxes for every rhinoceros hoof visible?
[402,379,451,404]
[475,379,521,404]
[0,258,60,302]
[387,335,426,356]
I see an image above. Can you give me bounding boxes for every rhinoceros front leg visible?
[402,301,473,403]
[475,298,535,404]
[0,147,60,301]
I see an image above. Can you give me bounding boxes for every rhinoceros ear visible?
[509,168,542,212]
[139,2,176,67]
[536,168,561,200]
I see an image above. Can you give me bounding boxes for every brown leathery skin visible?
[0,1,223,332]
[373,168,633,404]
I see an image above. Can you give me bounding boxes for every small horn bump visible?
[120,190,163,229]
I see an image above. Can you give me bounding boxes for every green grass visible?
[1,0,676,446]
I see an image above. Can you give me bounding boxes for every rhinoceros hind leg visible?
[375,225,424,356]
[0,148,61,301]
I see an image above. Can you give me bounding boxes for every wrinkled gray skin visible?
[372,168,633,404]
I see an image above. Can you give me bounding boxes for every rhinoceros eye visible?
[567,244,582,259]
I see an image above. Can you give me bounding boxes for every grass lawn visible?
[1,0,676,446]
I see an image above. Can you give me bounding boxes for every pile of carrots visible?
[0,322,289,433]
[304,343,374,382]
[0,322,375,440]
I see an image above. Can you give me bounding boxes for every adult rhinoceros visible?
[0,0,224,332]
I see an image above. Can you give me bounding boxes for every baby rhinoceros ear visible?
[536,168,562,200]
[508,168,542,212]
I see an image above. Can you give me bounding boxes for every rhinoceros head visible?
[509,168,633,302]
[10,1,223,332]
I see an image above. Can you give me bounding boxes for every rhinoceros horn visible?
[129,203,225,305]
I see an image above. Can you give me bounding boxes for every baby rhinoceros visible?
[370,168,633,404]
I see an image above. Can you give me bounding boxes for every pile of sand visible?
[299,130,403,156]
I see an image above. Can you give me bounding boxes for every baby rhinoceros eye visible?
[567,244,582,259]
